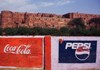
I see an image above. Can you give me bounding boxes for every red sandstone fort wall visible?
[1,11,13,28]
[0,11,71,29]
[64,13,100,20]
[73,13,100,21]
[0,11,100,29]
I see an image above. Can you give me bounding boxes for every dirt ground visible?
[68,69,99,70]
[0,68,99,70]
[0,68,44,70]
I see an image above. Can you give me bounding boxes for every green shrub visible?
[69,27,84,36]
[48,28,61,36]
[60,27,70,36]
[57,16,61,18]
[29,27,42,35]
[3,28,18,35]
[0,28,2,35]
[60,27,69,33]
[40,28,50,35]
[82,29,91,36]
[1,26,100,36]
[17,27,29,35]
[97,29,100,36]
[89,27,99,36]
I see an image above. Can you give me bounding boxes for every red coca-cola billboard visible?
[0,37,43,68]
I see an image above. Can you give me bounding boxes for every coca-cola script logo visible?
[4,44,31,54]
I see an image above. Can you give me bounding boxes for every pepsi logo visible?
[65,43,91,61]
[75,46,90,61]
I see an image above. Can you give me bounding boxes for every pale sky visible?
[0,0,100,15]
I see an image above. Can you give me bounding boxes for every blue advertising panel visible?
[59,40,97,63]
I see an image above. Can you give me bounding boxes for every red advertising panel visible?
[0,37,43,68]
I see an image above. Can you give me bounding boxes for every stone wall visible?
[0,11,70,29]
[24,17,70,29]
[0,11,100,29]
[63,13,100,22]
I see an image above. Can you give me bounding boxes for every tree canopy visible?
[88,18,100,29]
[68,18,86,29]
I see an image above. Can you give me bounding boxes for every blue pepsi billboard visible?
[59,40,97,63]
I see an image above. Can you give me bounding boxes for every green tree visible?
[88,18,100,29]
[3,28,18,35]
[0,28,2,35]
[68,18,86,28]
[17,27,29,35]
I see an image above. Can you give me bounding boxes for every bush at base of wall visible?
[1,27,100,36]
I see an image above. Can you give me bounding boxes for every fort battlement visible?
[0,11,100,29]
